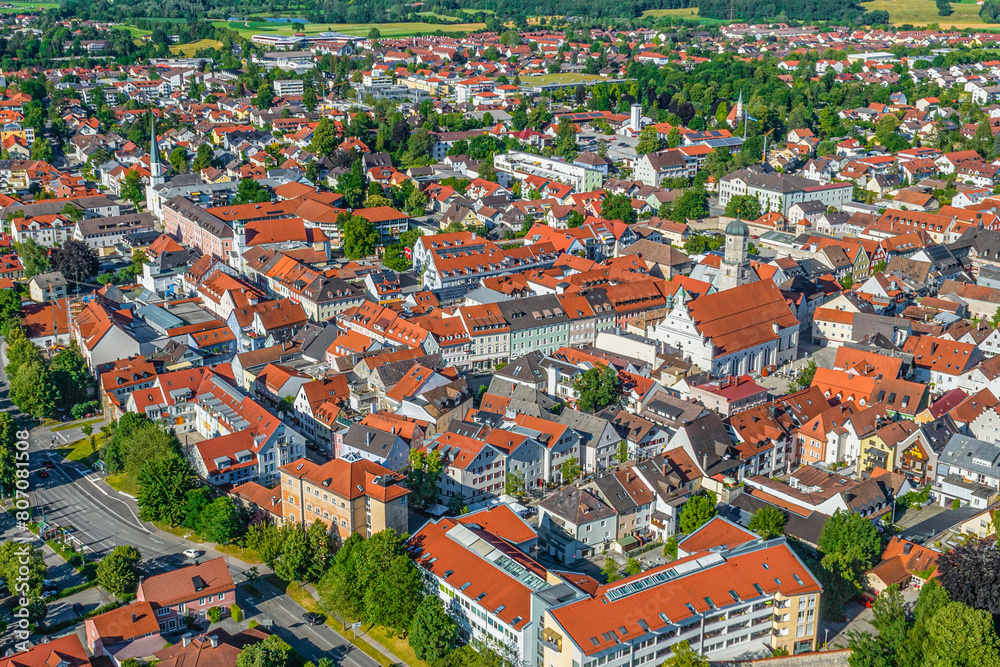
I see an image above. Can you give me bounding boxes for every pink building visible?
[137,557,236,632]
[163,196,235,259]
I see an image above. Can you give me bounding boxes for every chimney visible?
[182,634,193,648]
[210,635,220,648]
[366,431,372,446]
[661,463,669,477]
[700,452,708,470]
[131,613,137,622]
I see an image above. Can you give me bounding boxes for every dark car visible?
[302,612,323,626]
[43,461,55,469]
[37,470,49,478]
[72,603,85,616]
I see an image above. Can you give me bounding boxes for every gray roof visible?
[30,271,67,288]
[538,486,616,525]
[495,351,546,385]
[940,433,1000,477]
[76,212,155,238]
[342,424,401,457]
[497,294,570,332]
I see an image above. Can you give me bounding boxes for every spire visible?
[149,108,165,186]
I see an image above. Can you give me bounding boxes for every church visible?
[652,220,800,376]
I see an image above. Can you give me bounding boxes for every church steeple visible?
[149,109,165,186]
[717,216,751,291]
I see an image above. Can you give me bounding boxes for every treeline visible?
[696,0,863,21]
[57,0,694,24]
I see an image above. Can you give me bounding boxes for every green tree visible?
[796,360,818,389]
[0,412,18,496]
[602,558,620,583]
[302,85,318,113]
[601,193,637,224]
[50,342,91,409]
[318,534,366,626]
[567,210,585,228]
[409,596,460,663]
[839,274,854,290]
[0,542,46,595]
[199,497,243,545]
[748,506,787,539]
[30,138,52,163]
[10,360,56,418]
[679,492,717,534]
[505,470,526,497]
[254,82,275,110]
[342,213,379,259]
[306,518,336,582]
[662,641,709,667]
[615,440,629,465]
[923,602,1000,667]
[233,179,271,204]
[96,545,142,598]
[818,509,882,609]
[560,458,581,485]
[15,239,50,278]
[672,189,708,222]
[407,449,443,508]
[245,522,283,569]
[363,555,424,634]
[725,194,761,220]
[136,453,195,525]
[310,117,338,156]
[274,523,311,583]
[236,635,292,667]
[169,146,188,173]
[572,364,621,412]
[0,288,20,336]
[624,558,641,576]
[120,170,145,209]
[192,143,215,171]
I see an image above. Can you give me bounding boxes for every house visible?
[334,423,410,471]
[137,558,236,632]
[934,433,1000,509]
[279,453,409,539]
[537,485,618,563]
[865,536,938,596]
[27,271,67,302]
[85,601,162,659]
[154,628,270,667]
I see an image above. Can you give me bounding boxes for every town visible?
[1,6,1000,667]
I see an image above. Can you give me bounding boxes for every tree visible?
[679,492,717,534]
[567,210,585,228]
[192,143,215,171]
[923,602,1000,667]
[409,596,460,663]
[274,523,311,583]
[306,518,336,582]
[169,146,188,173]
[615,440,629,465]
[560,458,581,485]
[407,449,443,508]
[937,537,1000,614]
[245,523,284,569]
[0,542,46,595]
[748,506,787,539]
[602,558,620,583]
[310,117,338,156]
[318,534,366,626]
[233,179,271,205]
[236,635,292,667]
[254,82,274,110]
[796,360,818,389]
[818,509,881,608]
[136,454,195,525]
[199,497,243,545]
[0,413,18,497]
[96,545,141,598]
[302,85,318,113]
[636,126,663,154]
[342,213,379,260]
[572,364,621,412]
[120,170,144,209]
[839,274,854,290]
[15,239,49,279]
[662,641,709,667]
[10,361,56,418]
[601,193,637,224]
[725,194,761,220]
[52,238,99,285]
[672,189,708,222]
[505,470,526,497]
[624,558,641,576]
[364,555,424,634]
[50,342,91,409]
[30,139,52,163]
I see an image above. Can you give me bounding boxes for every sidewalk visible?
[301,582,403,666]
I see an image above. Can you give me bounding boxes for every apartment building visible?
[719,169,852,216]
[495,151,604,193]
[279,453,409,539]
[137,558,235,632]
[540,517,822,666]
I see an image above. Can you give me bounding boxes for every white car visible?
[183,549,200,559]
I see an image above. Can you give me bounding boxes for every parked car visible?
[72,603,85,616]
[302,612,323,626]
[183,549,200,559]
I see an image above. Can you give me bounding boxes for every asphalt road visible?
[0,340,380,667]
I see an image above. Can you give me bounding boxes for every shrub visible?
[230,604,243,622]
[953,498,961,510]
[208,607,222,624]
[249,620,260,629]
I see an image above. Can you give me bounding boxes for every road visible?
[0,341,381,667]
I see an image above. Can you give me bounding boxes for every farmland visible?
[0,0,59,12]
[171,38,224,56]
[861,0,988,29]
[210,19,486,39]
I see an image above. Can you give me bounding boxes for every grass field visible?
[171,38,224,56]
[640,7,731,23]
[57,432,106,469]
[862,0,987,28]
[211,19,485,38]
[0,0,58,12]
[520,72,608,86]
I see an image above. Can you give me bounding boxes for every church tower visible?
[717,217,752,291]
[146,110,166,213]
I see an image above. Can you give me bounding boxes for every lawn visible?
[105,472,139,496]
[211,19,485,39]
[170,38,224,56]
[57,432,106,469]
[640,7,732,23]
[861,0,988,28]
[0,0,59,12]
[520,72,608,86]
